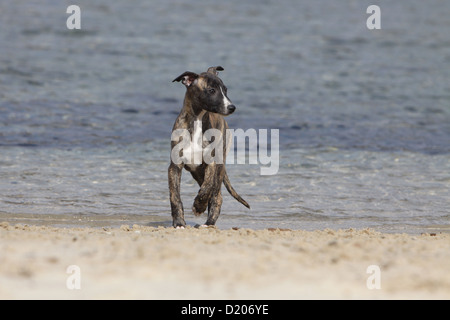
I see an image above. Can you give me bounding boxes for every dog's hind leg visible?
[203,165,225,226]
[204,189,223,226]
[192,163,224,217]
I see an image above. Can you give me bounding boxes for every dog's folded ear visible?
[207,66,224,76]
[172,71,199,87]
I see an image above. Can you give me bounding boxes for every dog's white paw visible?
[194,224,215,229]
[175,225,185,229]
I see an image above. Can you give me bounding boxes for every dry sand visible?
[0,222,449,299]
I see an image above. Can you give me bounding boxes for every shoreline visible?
[1,222,449,299]
[1,213,449,236]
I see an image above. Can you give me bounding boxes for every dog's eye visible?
[208,88,216,94]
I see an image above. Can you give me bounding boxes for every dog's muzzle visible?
[227,105,236,114]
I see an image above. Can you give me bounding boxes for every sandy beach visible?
[0,222,449,300]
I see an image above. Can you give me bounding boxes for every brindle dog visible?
[169,66,250,228]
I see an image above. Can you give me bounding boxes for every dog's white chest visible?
[182,119,203,170]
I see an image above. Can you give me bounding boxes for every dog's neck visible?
[183,97,207,122]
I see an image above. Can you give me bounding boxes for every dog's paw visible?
[194,224,216,229]
[192,205,205,216]
[172,217,186,229]
[192,198,207,216]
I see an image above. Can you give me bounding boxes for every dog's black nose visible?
[227,105,236,113]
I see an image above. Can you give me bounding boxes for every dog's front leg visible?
[168,163,186,228]
[192,164,217,216]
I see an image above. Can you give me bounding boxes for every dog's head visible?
[173,66,236,116]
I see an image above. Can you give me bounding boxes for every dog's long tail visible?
[223,170,250,209]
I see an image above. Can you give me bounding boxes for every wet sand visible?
[0,222,449,299]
